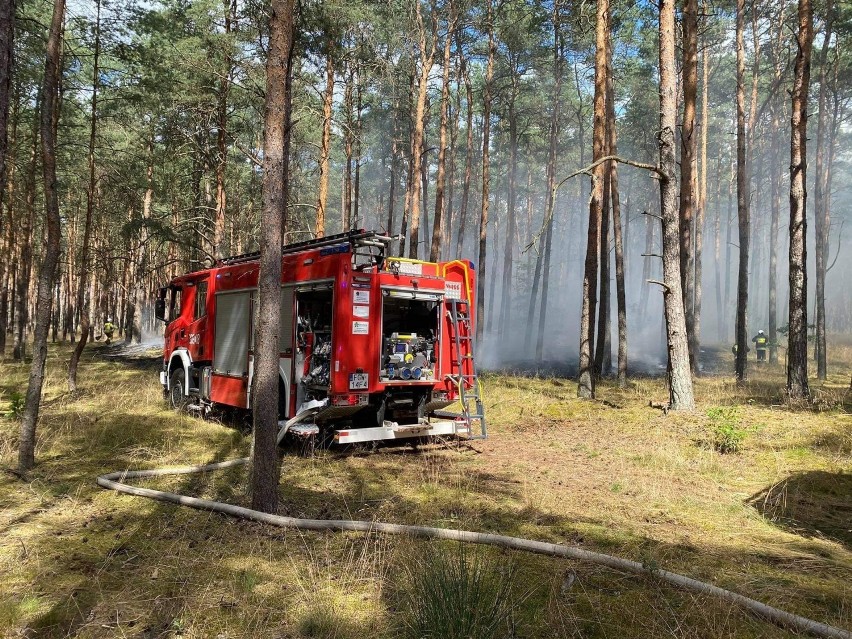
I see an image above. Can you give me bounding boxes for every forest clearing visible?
[1,341,850,638]
[2,0,852,635]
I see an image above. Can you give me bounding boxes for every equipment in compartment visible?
[382,332,435,381]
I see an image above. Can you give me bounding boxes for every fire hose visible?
[97,456,851,639]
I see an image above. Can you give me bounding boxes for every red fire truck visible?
[155,230,485,445]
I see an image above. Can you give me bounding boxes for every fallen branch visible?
[97,459,852,639]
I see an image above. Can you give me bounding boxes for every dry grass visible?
[0,341,850,638]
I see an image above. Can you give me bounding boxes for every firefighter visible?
[103,318,115,345]
[752,329,768,362]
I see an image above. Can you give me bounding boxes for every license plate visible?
[349,373,369,390]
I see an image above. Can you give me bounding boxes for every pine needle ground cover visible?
[0,343,850,638]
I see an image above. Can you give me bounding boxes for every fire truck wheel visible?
[169,368,188,411]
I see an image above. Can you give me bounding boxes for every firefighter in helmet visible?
[752,329,768,362]
[103,318,116,345]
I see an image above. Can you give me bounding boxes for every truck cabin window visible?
[381,295,439,381]
[170,288,182,322]
[194,281,208,320]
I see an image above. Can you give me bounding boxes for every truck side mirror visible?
[155,288,167,323]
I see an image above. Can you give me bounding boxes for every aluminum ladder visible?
[435,298,486,439]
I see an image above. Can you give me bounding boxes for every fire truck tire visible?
[169,368,188,411]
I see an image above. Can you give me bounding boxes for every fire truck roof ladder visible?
[435,298,486,439]
[217,230,392,266]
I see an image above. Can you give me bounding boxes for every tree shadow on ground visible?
[747,470,852,551]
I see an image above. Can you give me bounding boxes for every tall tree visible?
[252,0,296,513]
[658,0,695,410]
[68,0,101,393]
[315,39,334,238]
[606,47,627,387]
[476,0,494,343]
[212,0,235,258]
[19,0,65,471]
[578,0,608,399]
[407,0,436,259]
[530,0,562,361]
[812,0,835,380]
[679,0,698,372]
[0,0,13,341]
[734,0,750,384]
[430,0,455,261]
[787,0,812,399]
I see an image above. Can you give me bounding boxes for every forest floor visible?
[0,340,850,639]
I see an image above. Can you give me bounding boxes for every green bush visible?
[706,407,751,454]
[5,392,25,420]
[401,544,518,639]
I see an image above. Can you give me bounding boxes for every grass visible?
[0,340,850,638]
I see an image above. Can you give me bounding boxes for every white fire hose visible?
[97,456,851,639]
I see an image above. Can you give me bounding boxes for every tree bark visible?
[19,0,65,472]
[476,0,494,343]
[0,0,13,339]
[407,1,436,259]
[454,37,473,258]
[430,1,455,261]
[734,0,750,384]
[252,0,295,513]
[658,0,694,410]
[694,27,708,375]
[13,103,38,361]
[68,0,100,392]
[528,3,562,357]
[812,0,834,380]
[315,43,334,238]
[578,0,608,398]
[212,0,234,258]
[499,72,519,339]
[607,57,626,387]
[679,0,698,372]
[787,0,812,399]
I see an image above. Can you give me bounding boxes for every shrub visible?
[401,544,518,639]
[706,407,750,454]
[5,392,25,420]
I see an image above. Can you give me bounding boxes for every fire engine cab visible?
[155,230,485,445]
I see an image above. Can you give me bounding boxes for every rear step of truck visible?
[434,298,486,439]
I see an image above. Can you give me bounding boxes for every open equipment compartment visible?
[379,290,441,383]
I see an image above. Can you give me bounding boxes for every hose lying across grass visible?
[98,458,851,639]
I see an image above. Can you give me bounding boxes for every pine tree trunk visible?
[68,0,100,393]
[13,102,39,361]
[316,43,334,238]
[252,0,295,514]
[476,0,494,343]
[787,0,813,399]
[606,61,627,387]
[812,0,834,380]
[407,1,436,259]
[454,42,473,258]
[658,0,695,410]
[768,7,786,364]
[430,3,454,261]
[19,0,65,472]
[499,83,518,339]
[734,0,750,384]
[679,0,698,372]
[0,0,13,346]
[343,63,353,231]
[694,32,708,374]
[578,0,608,398]
[212,0,233,258]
